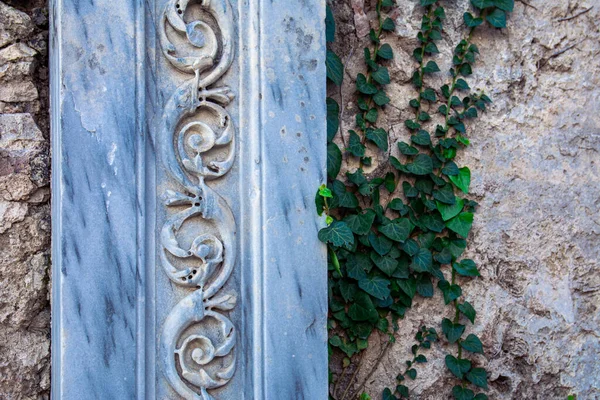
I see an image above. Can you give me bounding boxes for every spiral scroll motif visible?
[158,1,236,399]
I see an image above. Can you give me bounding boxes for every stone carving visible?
[158,1,236,399]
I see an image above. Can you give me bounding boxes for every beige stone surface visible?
[329,0,599,399]
[0,1,50,399]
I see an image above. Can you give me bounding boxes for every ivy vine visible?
[320,0,514,399]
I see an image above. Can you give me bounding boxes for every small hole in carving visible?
[178,10,182,14]
[175,3,180,8]
[188,251,192,255]
[194,202,200,207]
[192,269,197,274]
[181,277,186,282]
[198,196,203,200]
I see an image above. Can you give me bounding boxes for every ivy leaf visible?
[397,277,417,298]
[463,12,483,27]
[366,128,389,151]
[424,42,439,54]
[455,78,470,91]
[382,17,396,31]
[453,259,480,277]
[407,154,433,175]
[436,199,464,221]
[494,0,514,12]
[471,0,494,8]
[365,108,378,123]
[421,213,445,233]
[326,50,343,85]
[458,301,477,323]
[420,0,437,5]
[406,368,417,380]
[433,185,456,206]
[358,274,391,300]
[443,283,462,304]
[325,5,335,43]
[486,9,507,28]
[467,368,489,389]
[402,238,419,256]
[373,90,391,106]
[398,141,419,156]
[461,334,484,354]
[379,218,413,242]
[371,253,398,276]
[356,73,378,94]
[348,130,366,157]
[445,354,472,379]
[416,276,434,297]
[327,142,342,179]
[446,212,474,238]
[348,291,378,321]
[411,130,431,146]
[332,180,359,208]
[411,248,432,273]
[423,60,440,74]
[326,98,340,142]
[442,318,465,343]
[372,66,391,85]
[452,385,475,400]
[421,88,437,102]
[369,233,393,255]
[344,210,376,235]
[377,43,394,60]
[381,388,394,400]
[346,258,367,281]
[318,220,354,248]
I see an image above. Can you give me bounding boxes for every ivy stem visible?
[413,4,436,124]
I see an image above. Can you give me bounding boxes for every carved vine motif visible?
[158,1,236,399]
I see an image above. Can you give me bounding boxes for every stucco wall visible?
[328,0,599,398]
[0,1,50,399]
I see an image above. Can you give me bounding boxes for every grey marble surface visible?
[51,0,327,398]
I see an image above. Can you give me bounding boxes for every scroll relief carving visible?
[158,1,236,399]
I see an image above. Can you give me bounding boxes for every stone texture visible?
[328,0,600,399]
[0,1,50,399]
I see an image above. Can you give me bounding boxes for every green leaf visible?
[377,43,394,60]
[433,184,456,205]
[411,129,431,146]
[347,258,367,280]
[494,0,514,12]
[467,368,488,389]
[421,88,437,102]
[344,211,375,236]
[424,42,439,54]
[407,154,433,175]
[420,0,436,5]
[332,180,359,208]
[446,212,474,238]
[382,388,395,400]
[411,248,432,273]
[486,8,507,28]
[454,259,480,277]
[356,73,378,94]
[463,12,483,27]
[421,213,445,233]
[474,394,489,400]
[448,167,471,193]
[365,108,378,123]
[358,274,391,300]
[379,218,413,242]
[471,0,494,8]
[327,142,342,179]
[348,291,378,321]
[371,253,398,276]
[436,199,464,221]
[325,5,335,43]
[318,220,354,248]
[459,63,473,77]
[369,233,393,256]
[445,354,472,379]
[455,78,470,91]
[442,318,465,343]
[461,334,484,354]
[443,283,462,304]
[415,354,427,363]
[382,17,396,31]
[452,385,475,400]
[372,66,391,85]
[423,60,440,74]
[326,50,343,86]
[406,368,417,380]
[326,98,340,142]
[366,128,389,151]
[373,90,391,106]
[348,130,366,157]
[458,301,476,323]
[384,172,396,193]
[398,141,419,156]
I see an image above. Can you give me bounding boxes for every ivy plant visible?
[320,1,513,399]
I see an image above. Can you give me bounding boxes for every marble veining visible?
[51,0,327,398]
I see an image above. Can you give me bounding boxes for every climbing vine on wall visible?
[319,0,514,399]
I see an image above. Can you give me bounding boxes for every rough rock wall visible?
[0,1,50,399]
[328,0,599,399]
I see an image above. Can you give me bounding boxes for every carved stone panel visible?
[51,0,327,398]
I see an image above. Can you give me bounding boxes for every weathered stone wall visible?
[328,0,599,399]
[0,1,50,399]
